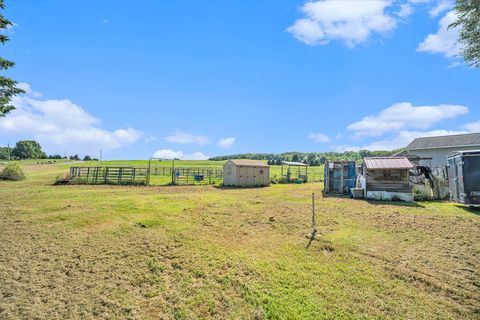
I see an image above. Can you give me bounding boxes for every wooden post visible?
[312,193,316,229]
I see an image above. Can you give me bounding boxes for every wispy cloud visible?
[462,120,480,132]
[429,0,454,17]
[308,132,331,143]
[333,129,469,152]
[417,10,462,61]
[165,132,210,145]
[217,137,236,149]
[347,102,468,137]
[152,149,209,160]
[17,82,43,98]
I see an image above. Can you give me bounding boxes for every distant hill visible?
[209,149,403,166]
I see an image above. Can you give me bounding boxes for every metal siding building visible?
[223,160,270,187]
[406,133,480,168]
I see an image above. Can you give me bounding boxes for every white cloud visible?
[152,149,209,160]
[165,132,210,145]
[462,120,480,132]
[17,82,43,98]
[417,10,461,59]
[0,85,141,153]
[308,132,331,143]
[183,152,209,160]
[429,0,454,17]
[287,0,397,47]
[347,102,468,137]
[334,129,469,151]
[397,4,414,18]
[217,137,236,149]
[145,136,158,143]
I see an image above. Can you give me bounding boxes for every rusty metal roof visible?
[364,157,414,170]
[226,160,269,167]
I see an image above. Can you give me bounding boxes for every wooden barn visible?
[363,157,414,202]
[223,160,270,187]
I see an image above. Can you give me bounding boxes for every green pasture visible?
[0,162,478,319]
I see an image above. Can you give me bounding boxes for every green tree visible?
[291,154,300,162]
[307,153,317,165]
[83,155,92,161]
[0,0,24,117]
[0,146,12,160]
[450,0,480,67]
[11,140,45,159]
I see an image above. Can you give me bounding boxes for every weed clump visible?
[0,163,25,181]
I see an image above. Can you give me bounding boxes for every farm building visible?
[223,160,270,187]
[324,160,357,195]
[363,157,414,202]
[406,132,480,168]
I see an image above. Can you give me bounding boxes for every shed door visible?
[447,157,457,201]
[238,167,247,186]
[247,167,255,185]
[254,167,265,186]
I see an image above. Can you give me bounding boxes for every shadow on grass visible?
[306,229,317,250]
[366,200,425,208]
[213,185,270,190]
[322,193,351,199]
[454,204,480,215]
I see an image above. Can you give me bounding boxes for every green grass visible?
[0,162,478,319]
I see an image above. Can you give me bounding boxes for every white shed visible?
[223,160,270,187]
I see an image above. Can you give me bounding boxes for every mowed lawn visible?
[0,162,479,319]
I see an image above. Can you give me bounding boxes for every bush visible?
[54,174,72,185]
[413,188,430,201]
[0,163,26,181]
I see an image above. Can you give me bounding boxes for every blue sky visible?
[1,0,479,159]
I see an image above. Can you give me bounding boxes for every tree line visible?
[210,149,403,166]
[0,140,96,161]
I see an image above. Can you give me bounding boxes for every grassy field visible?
[0,162,479,319]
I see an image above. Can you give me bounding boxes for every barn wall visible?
[365,169,411,191]
[410,146,480,168]
[365,168,413,201]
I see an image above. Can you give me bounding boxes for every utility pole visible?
[7,143,10,161]
[100,150,102,162]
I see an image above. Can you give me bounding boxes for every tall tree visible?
[0,0,24,117]
[12,140,46,159]
[450,0,480,67]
